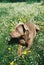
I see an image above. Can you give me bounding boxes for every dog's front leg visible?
[17,44,22,56]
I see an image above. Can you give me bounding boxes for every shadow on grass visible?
[0,0,41,4]
[8,38,19,45]
[0,0,25,3]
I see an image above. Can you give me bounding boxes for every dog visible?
[10,22,40,55]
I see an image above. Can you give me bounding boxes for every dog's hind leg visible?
[26,39,33,51]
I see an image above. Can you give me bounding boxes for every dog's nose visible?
[10,31,15,38]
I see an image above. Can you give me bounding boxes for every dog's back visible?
[25,22,36,38]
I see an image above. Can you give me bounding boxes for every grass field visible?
[0,2,44,65]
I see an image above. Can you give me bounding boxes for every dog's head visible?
[10,22,40,38]
[10,23,25,38]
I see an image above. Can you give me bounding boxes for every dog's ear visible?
[16,23,24,35]
[23,24,29,31]
[16,23,29,35]
[35,25,40,31]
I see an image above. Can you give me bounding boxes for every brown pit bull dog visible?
[10,22,40,55]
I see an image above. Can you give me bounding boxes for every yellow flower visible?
[18,18,22,21]
[8,48,11,51]
[22,50,27,55]
[22,50,31,55]
[10,61,14,65]
[27,50,31,53]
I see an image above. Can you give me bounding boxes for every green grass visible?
[0,2,44,65]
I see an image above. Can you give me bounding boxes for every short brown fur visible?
[10,22,40,55]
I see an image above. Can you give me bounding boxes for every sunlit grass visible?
[0,2,44,65]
